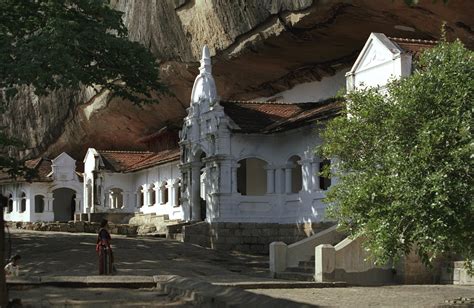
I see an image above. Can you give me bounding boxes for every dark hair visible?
[100,219,108,228]
[10,254,21,262]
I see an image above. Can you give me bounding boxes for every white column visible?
[231,164,239,193]
[301,159,312,192]
[311,159,320,191]
[166,182,173,206]
[275,168,284,194]
[285,166,292,194]
[191,163,202,221]
[75,196,82,213]
[45,193,54,212]
[265,166,275,194]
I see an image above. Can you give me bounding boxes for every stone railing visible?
[269,224,344,274]
[315,236,394,285]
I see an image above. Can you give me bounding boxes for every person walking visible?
[96,219,114,275]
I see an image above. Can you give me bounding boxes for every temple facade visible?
[3,33,436,231]
[1,152,83,222]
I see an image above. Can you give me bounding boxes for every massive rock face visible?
[3,0,473,160]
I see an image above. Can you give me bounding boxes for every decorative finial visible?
[199,45,212,74]
[190,45,217,105]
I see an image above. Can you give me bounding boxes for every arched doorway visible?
[52,188,76,222]
[191,150,207,221]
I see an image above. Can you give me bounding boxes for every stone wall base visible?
[183,221,334,254]
[76,212,135,224]
[6,221,138,236]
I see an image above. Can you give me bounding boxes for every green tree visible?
[320,40,473,270]
[0,0,166,103]
[0,1,167,305]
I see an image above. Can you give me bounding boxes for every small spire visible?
[199,45,212,74]
[202,45,210,60]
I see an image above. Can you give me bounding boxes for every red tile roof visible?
[0,157,84,184]
[98,148,180,173]
[389,37,438,58]
[221,98,342,133]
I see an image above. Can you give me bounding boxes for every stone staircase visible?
[128,214,182,238]
[166,221,191,242]
[274,256,316,281]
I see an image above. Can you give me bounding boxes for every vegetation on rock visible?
[321,39,473,270]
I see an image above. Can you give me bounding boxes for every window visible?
[110,188,124,209]
[237,158,267,196]
[20,192,26,213]
[175,180,181,207]
[148,184,156,206]
[137,187,144,208]
[35,195,45,213]
[289,155,303,193]
[161,182,169,204]
[319,159,332,191]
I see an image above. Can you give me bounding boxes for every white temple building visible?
[2,33,437,250]
[1,152,83,222]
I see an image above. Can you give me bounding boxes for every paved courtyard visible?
[5,229,474,307]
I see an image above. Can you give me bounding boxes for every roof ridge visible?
[98,150,154,154]
[221,99,331,105]
[388,37,438,44]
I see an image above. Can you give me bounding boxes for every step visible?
[167,233,184,242]
[298,261,315,268]
[286,266,314,274]
[274,271,315,281]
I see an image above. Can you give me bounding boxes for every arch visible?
[174,179,181,207]
[288,155,303,193]
[34,194,45,213]
[109,188,124,209]
[148,184,156,206]
[7,194,13,213]
[52,187,76,222]
[237,157,268,196]
[160,181,169,205]
[137,186,144,208]
[20,192,27,213]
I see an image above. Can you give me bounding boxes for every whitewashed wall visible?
[83,149,183,221]
[261,69,347,103]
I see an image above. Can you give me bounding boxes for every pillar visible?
[285,166,292,194]
[315,244,335,282]
[269,242,287,274]
[231,163,239,193]
[311,159,320,191]
[191,163,201,221]
[275,168,284,194]
[166,182,173,206]
[301,159,312,192]
[265,167,275,194]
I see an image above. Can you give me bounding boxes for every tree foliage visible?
[321,40,473,269]
[0,0,166,104]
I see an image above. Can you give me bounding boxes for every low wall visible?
[441,261,474,286]
[315,237,394,286]
[6,221,138,236]
[76,212,136,224]
[183,221,334,254]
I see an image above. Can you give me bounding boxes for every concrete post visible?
[265,167,275,194]
[269,241,288,274]
[285,167,292,194]
[315,244,335,282]
[311,160,320,191]
[191,164,202,221]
